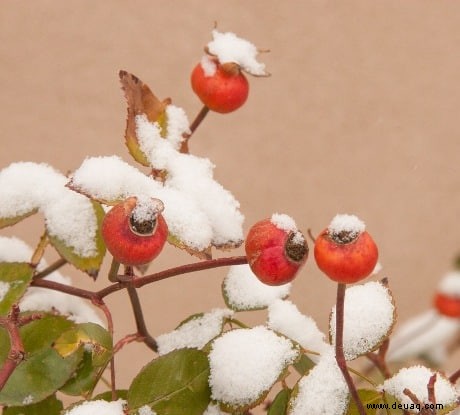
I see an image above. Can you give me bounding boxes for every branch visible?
[33,258,67,280]
[335,283,366,415]
[0,306,25,390]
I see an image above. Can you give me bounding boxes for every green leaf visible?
[57,323,113,396]
[128,348,211,415]
[92,390,128,402]
[47,201,106,278]
[0,315,83,406]
[346,389,383,415]
[292,354,315,376]
[3,394,63,415]
[268,388,290,415]
[0,262,34,315]
[0,346,82,406]
[0,209,38,229]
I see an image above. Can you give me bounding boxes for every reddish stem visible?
[335,283,366,415]
[0,306,25,391]
[33,258,67,280]
[449,368,460,384]
[180,105,210,153]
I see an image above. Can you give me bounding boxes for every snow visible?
[63,399,126,415]
[0,281,10,303]
[138,405,157,415]
[378,366,458,409]
[131,196,164,223]
[0,236,104,326]
[135,114,244,246]
[200,55,217,77]
[438,271,460,296]
[207,30,267,76]
[270,213,297,233]
[164,104,190,149]
[267,299,329,360]
[0,162,98,257]
[70,156,214,251]
[208,326,299,407]
[387,309,460,364]
[330,281,395,360]
[328,214,365,238]
[203,403,229,415]
[157,308,233,356]
[290,347,349,415]
[222,265,291,310]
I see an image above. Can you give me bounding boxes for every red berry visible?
[191,59,249,113]
[102,196,168,266]
[245,216,308,286]
[434,292,460,318]
[314,215,378,284]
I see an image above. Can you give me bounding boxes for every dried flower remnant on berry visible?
[327,214,366,244]
[270,213,308,262]
[129,196,164,236]
[206,30,268,76]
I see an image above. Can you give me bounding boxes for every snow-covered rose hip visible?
[191,58,249,113]
[245,214,308,286]
[314,214,378,284]
[433,271,460,318]
[102,196,168,266]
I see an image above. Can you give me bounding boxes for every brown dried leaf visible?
[119,70,171,166]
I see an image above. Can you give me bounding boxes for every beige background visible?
[1,0,459,403]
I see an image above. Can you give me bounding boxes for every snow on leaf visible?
[157,309,233,356]
[63,399,126,415]
[267,299,329,361]
[289,347,349,415]
[208,326,299,410]
[69,155,215,255]
[330,281,395,360]
[0,236,104,326]
[206,30,268,76]
[222,265,291,311]
[119,70,171,166]
[0,162,102,264]
[378,366,458,410]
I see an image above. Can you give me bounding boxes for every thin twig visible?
[0,305,25,390]
[335,283,366,415]
[180,105,210,153]
[427,373,437,405]
[449,368,460,384]
[33,258,67,280]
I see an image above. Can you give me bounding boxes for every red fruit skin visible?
[245,219,308,286]
[434,292,460,318]
[102,197,168,266]
[314,229,378,284]
[191,62,249,113]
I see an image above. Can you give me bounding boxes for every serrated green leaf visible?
[175,313,205,329]
[3,394,63,415]
[0,209,38,229]
[0,262,34,315]
[268,388,291,415]
[92,389,128,402]
[346,389,382,415]
[128,348,211,415]
[47,201,106,278]
[292,354,315,376]
[167,233,212,260]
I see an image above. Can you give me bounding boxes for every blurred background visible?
[0,0,459,399]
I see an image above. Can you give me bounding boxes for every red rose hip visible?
[314,214,378,284]
[245,214,308,285]
[102,196,168,266]
[191,57,249,113]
